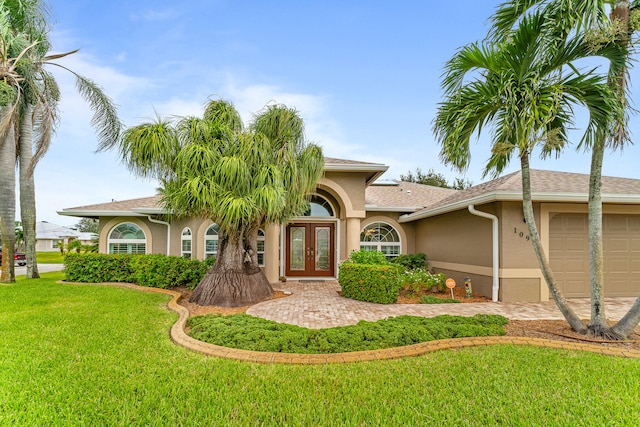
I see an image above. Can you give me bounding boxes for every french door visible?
[285,223,335,277]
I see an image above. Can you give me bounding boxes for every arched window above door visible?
[302,195,334,217]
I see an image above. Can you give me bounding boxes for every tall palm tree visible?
[489,0,638,339]
[118,99,324,307]
[433,11,622,334]
[1,0,121,280]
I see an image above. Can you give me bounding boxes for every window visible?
[257,229,265,267]
[181,228,192,259]
[108,223,146,254]
[303,195,334,217]
[360,222,401,259]
[204,224,220,259]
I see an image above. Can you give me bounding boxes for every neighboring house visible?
[59,157,640,303]
[35,221,96,252]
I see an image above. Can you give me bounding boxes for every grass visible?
[35,251,65,264]
[187,313,507,353]
[1,273,639,425]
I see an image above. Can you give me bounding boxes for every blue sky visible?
[34,0,640,226]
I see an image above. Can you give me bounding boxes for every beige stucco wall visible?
[96,170,369,284]
[412,202,546,302]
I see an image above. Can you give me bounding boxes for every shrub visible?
[65,253,214,289]
[339,262,402,304]
[187,313,508,353]
[348,249,389,265]
[399,269,447,293]
[64,253,135,283]
[130,254,214,289]
[391,253,428,270]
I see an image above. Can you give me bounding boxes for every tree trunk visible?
[611,295,640,338]
[587,138,607,335]
[190,230,273,307]
[520,154,587,333]
[0,107,17,282]
[19,105,39,279]
[584,0,636,340]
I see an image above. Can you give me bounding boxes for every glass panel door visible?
[314,227,331,271]
[289,226,306,271]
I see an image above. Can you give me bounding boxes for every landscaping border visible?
[63,281,640,363]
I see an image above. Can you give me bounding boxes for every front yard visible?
[1,272,639,425]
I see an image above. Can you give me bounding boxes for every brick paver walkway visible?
[247,280,639,329]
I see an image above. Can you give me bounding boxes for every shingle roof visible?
[64,195,163,212]
[400,169,640,222]
[365,181,458,212]
[60,169,640,219]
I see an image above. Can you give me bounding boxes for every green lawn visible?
[1,272,639,425]
[35,251,65,264]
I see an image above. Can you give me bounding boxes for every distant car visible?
[0,249,27,266]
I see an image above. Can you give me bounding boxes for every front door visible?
[285,223,335,277]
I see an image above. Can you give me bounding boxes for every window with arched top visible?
[360,222,401,259]
[302,195,334,217]
[108,223,146,254]
[257,229,265,267]
[204,224,220,259]
[181,228,192,259]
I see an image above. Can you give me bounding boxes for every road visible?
[14,264,65,275]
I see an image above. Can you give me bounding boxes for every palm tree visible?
[489,0,638,339]
[1,0,121,280]
[433,11,622,334]
[118,99,324,307]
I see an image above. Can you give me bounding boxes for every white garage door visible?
[549,213,640,297]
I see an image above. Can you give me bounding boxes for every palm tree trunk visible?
[19,105,39,278]
[611,296,640,337]
[0,107,17,282]
[587,139,607,334]
[190,229,273,307]
[520,154,587,333]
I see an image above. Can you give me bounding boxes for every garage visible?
[549,213,640,297]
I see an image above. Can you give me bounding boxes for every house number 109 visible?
[513,227,530,241]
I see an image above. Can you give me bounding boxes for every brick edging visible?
[64,281,640,363]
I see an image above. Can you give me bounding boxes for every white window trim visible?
[181,227,192,259]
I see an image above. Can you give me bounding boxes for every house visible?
[35,221,96,252]
[59,157,640,303]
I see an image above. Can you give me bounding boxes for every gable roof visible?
[399,169,640,223]
[323,157,388,185]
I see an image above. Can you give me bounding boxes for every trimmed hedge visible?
[64,253,135,283]
[339,262,402,304]
[64,253,214,289]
